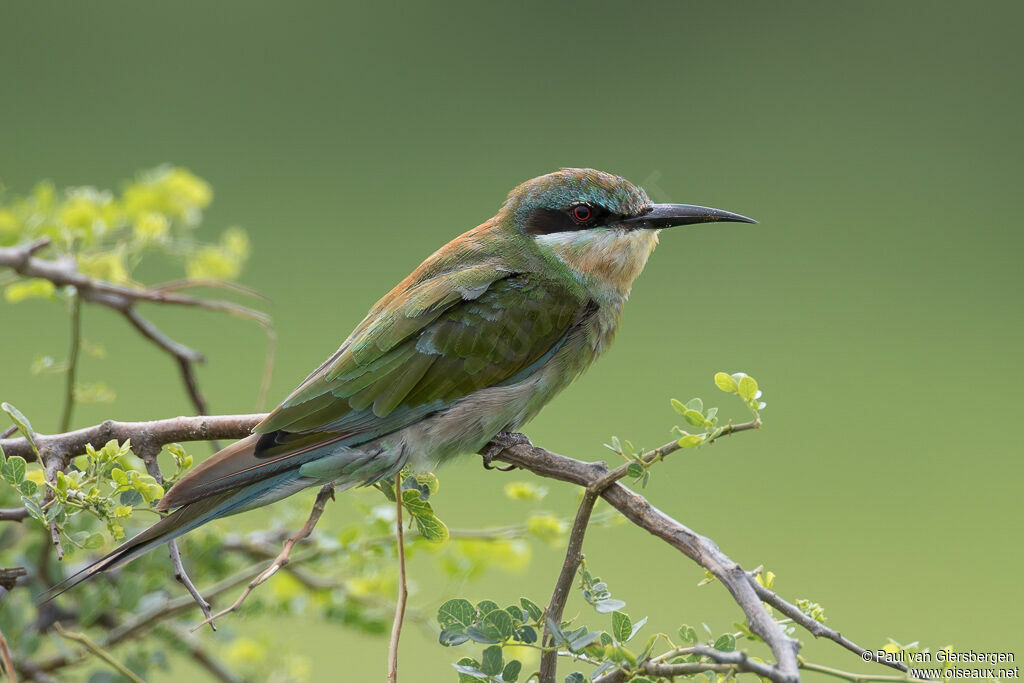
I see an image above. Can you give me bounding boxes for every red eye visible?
[571,204,593,223]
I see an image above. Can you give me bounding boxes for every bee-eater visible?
[58,168,754,590]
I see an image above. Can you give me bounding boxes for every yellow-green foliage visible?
[0,166,250,301]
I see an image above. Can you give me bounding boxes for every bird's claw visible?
[480,431,531,471]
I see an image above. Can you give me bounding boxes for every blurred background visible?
[2,1,1021,680]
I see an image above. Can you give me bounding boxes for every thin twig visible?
[138,444,215,627]
[799,659,933,683]
[52,622,144,683]
[191,483,335,632]
[538,489,599,681]
[58,292,81,433]
[753,581,920,677]
[0,627,17,683]
[32,548,323,674]
[388,477,408,683]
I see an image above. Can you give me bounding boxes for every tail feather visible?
[41,491,233,602]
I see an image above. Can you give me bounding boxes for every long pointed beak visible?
[621,203,757,229]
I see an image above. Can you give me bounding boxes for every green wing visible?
[255,267,587,446]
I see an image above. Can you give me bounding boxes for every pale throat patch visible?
[536,228,660,298]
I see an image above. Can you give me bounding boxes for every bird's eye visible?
[570,204,593,224]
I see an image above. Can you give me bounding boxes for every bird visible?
[51,167,754,594]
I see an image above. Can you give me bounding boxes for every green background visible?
[2,1,1022,680]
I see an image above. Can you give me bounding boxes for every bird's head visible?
[501,168,755,299]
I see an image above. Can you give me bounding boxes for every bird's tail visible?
[42,432,331,601]
[41,490,236,602]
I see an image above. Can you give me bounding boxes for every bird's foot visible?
[480,431,531,471]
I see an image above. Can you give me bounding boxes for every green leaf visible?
[677,434,704,448]
[22,496,45,523]
[682,409,707,427]
[565,673,585,683]
[625,462,644,478]
[738,375,758,400]
[480,645,503,676]
[670,398,687,415]
[111,468,128,486]
[611,611,632,642]
[1,403,38,454]
[502,659,522,682]
[476,600,499,615]
[4,456,26,484]
[3,278,56,303]
[481,608,513,640]
[414,511,450,542]
[569,630,601,651]
[679,624,698,644]
[84,533,104,549]
[438,599,476,630]
[628,616,648,641]
[520,597,543,622]
[714,633,736,651]
[19,479,37,496]
[452,661,488,681]
[714,372,738,393]
[594,598,626,614]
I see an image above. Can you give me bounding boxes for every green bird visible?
[56,168,754,591]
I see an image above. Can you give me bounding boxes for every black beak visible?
[621,203,757,229]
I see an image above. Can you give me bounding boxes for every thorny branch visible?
[0,413,917,683]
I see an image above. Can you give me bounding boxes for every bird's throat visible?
[535,228,660,300]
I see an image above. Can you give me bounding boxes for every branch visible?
[0,509,29,522]
[0,238,274,420]
[753,581,922,677]
[387,477,408,682]
[0,414,264,464]
[538,488,599,680]
[486,437,801,683]
[27,546,325,675]
[3,413,912,683]
[190,483,335,632]
[537,420,759,682]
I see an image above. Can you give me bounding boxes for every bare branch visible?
[539,488,599,681]
[191,483,336,632]
[0,414,263,463]
[387,477,408,683]
[0,509,29,522]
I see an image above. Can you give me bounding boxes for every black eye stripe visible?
[522,204,617,235]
